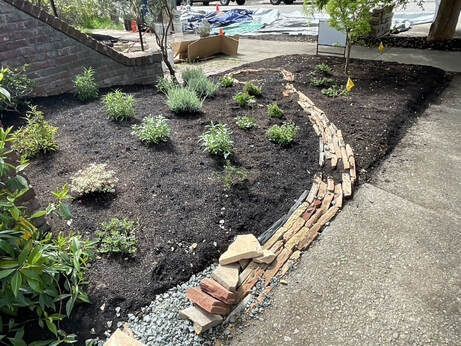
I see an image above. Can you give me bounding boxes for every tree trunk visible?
[344,32,352,74]
[137,17,145,51]
[428,0,461,41]
[50,0,58,17]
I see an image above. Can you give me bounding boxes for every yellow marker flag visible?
[346,77,355,92]
[378,41,385,54]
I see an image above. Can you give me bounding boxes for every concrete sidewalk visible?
[229,77,461,344]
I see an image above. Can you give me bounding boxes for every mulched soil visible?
[18,54,448,342]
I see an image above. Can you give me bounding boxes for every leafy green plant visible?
[103,90,135,121]
[74,67,99,102]
[156,77,176,95]
[267,122,299,146]
[220,75,235,88]
[235,116,257,130]
[96,218,138,256]
[166,87,203,114]
[316,63,333,75]
[187,76,219,98]
[321,84,349,97]
[221,161,249,189]
[181,67,206,85]
[234,92,255,108]
[199,122,234,159]
[70,163,118,197]
[309,77,335,87]
[0,127,94,344]
[0,65,34,112]
[267,102,284,118]
[132,115,171,145]
[243,82,262,97]
[12,105,59,159]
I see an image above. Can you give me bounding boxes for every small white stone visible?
[100,303,105,311]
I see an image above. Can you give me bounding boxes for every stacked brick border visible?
[180,68,358,333]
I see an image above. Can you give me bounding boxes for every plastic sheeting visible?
[181,8,253,32]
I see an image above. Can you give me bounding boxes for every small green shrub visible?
[181,67,206,84]
[96,218,138,256]
[199,122,234,159]
[267,102,284,118]
[234,92,255,107]
[74,67,99,102]
[70,163,118,196]
[266,122,299,146]
[235,116,257,130]
[220,75,235,88]
[156,77,176,94]
[316,63,333,75]
[187,76,219,98]
[167,87,203,114]
[103,90,135,121]
[221,161,249,189]
[243,82,262,97]
[321,84,349,97]
[0,65,34,112]
[13,105,58,159]
[309,77,335,88]
[132,115,171,145]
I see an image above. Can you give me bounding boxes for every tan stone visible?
[219,234,262,265]
[200,278,238,304]
[212,263,240,291]
[105,329,144,346]
[342,173,352,197]
[179,306,223,335]
[186,287,230,315]
[254,249,277,264]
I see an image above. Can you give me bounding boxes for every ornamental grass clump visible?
[167,87,203,114]
[187,76,219,98]
[235,115,257,130]
[243,81,262,97]
[74,67,99,102]
[267,122,299,146]
[199,122,234,159]
[96,218,138,256]
[156,77,176,95]
[234,92,255,108]
[70,163,118,197]
[132,115,171,145]
[267,102,284,118]
[103,90,135,121]
[181,67,206,84]
[13,105,58,159]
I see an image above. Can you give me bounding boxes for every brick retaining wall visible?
[0,0,163,96]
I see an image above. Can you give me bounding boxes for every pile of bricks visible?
[179,71,357,334]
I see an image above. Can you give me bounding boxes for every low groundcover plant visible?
[96,218,138,256]
[267,122,299,146]
[132,115,172,145]
[70,163,118,196]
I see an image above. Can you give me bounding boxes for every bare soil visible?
[20,54,448,342]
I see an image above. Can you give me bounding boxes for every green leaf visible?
[11,271,22,297]
[0,86,10,101]
[0,269,15,279]
[58,203,72,221]
[6,176,29,193]
[45,319,58,336]
[30,210,47,219]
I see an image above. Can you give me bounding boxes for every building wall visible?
[0,0,163,97]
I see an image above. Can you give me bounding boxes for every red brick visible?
[186,287,230,316]
[200,278,238,305]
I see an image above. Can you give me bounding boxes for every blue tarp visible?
[183,9,253,32]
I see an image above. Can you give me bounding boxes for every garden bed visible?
[22,54,448,341]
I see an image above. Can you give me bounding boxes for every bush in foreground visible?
[103,90,135,121]
[167,87,203,114]
[13,105,58,159]
[266,122,299,146]
[74,67,99,102]
[70,163,118,197]
[96,218,138,256]
[199,122,234,159]
[132,115,171,145]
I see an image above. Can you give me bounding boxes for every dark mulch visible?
[18,54,448,342]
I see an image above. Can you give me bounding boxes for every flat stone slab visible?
[179,306,223,335]
[254,249,276,264]
[219,234,263,265]
[186,287,230,315]
[105,329,144,346]
[212,263,240,292]
[200,278,238,305]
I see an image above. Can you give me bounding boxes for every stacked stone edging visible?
[0,0,162,96]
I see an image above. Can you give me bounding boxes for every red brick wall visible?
[0,0,163,96]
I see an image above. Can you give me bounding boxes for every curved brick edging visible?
[179,69,357,333]
[0,0,163,96]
